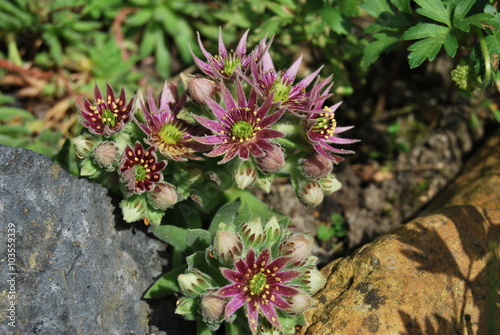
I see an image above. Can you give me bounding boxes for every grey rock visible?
[0,146,186,335]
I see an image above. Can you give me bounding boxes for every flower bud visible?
[280,233,313,265]
[147,182,178,210]
[200,292,227,321]
[120,195,147,223]
[254,174,273,193]
[175,297,197,320]
[178,269,214,297]
[213,230,243,263]
[299,181,324,207]
[263,217,282,244]
[79,158,101,178]
[300,268,326,295]
[320,173,342,195]
[233,161,257,189]
[92,141,119,170]
[255,144,285,173]
[287,290,315,313]
[72,134,95,158]
[301,154,333,180]
[240,218,264,247]
[181,73,217,104]
[206,171,222,186]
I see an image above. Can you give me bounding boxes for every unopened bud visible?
[280,233,313,265]
[233,161,257,189]
[79,158,101,178]
[320,173,342,195]
[175,297,197,320]
[120,195,147,223]
[287,291,315,313]
[72,134,95,158]
[178,269,214,297]
[181,73,217,104]
[92,141,119,170]
[147,182,178,210]
[264,217,282,244]
[299,181,324,207]
[300,268,326,295]
[200,292,227,321]
[255,144,285,173]
[213,230,243,263]
[254,174,273,193]
[301,154,333,180]
[240,218,264,247]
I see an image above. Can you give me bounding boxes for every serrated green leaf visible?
[186,229,212,251]
[391,0,411,14]
[407,36,445,68]
[414,0,450,26]
[321,7,349,35]
[456,13,500,32]
[485,35,500,56]
[208,200,241,233]
[360,0,393,18]
[443,31,458,57]
[450,0,475,22]
[403,23,449,40]
[143,264,187,298]
[361,33,401,66]
[153,225,188,250]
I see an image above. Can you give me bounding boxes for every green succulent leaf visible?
[186,229,213,251]
[208,200,241,234]
[143,264,187,298]
[153,225,188,251]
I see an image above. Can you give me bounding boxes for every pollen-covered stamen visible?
[312,106,337,139]
[101,108,119,128]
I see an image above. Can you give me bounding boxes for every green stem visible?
[474,27,492,88]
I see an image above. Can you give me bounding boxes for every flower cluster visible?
[73,30,357,225]
[175,212,326,335]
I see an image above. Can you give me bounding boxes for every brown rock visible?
[299,130,500,335]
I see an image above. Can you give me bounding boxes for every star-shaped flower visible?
[305,102,358,162]
[78,83,135,136]
[191,28,271,80]
[119,142,166,194]
[136,82,210,161]
[218,248,302,334]
[194,80,285,164]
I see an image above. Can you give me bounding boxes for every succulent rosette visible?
[78,83,135,136]
[136,82,210,161]
[194,80,285,164]
[175,206,326,335]
[305,102,359,163]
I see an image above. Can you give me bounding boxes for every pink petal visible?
[334,125,355,134]
[217,27,228,58]
[219,283,243,297]
[270,294,292,310]
[283,55,303,84]
[256,249,271,267]
[248,142,265,157]
[246,298,260,335]
[196,31,213,60]
[275,270,301,283]
[256,128,284,140]
[238,145,249,160]
[205,143,233,157]
[235,29,249,56]
[206,98,229,123]
[221,84,237,114]
[259,302,282,330]
[271,284,300,296]
[257,108,284,128]
[224,293,247,321]
[235,257,250,275]
[266,256,290,273]
[193,115,225,133]
[219,146,238,164]
[194,135,223,145]
[221,268,243,283]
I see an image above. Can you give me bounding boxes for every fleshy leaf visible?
[153,225,188,250]
[143,264,187,298]
[208,200,241,234]
[186,229,213,251]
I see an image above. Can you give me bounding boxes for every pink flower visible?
[78,83,135,136]
[119,142,166,194]
[191,28,271,80]
[218,248,301,334]
[136,82,210,161]
[306,102,358,162]
[194,80,285,164]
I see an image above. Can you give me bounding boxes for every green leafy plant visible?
[317,212,348,241]
[361,0,500,90]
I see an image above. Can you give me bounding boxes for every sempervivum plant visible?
[173,203,326,335]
